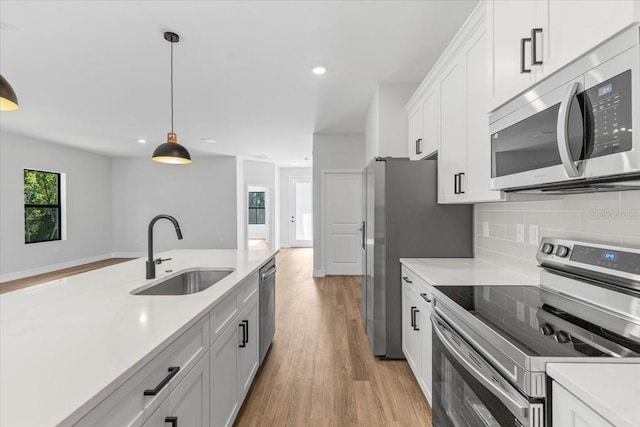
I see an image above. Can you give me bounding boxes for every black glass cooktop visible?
[434,285,640,358]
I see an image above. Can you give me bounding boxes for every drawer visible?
[209,291,238,345]
[237,272,259,307]
[401,266,420,294]
[76,316,209,427]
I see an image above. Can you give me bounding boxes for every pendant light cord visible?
[170,40,174,133]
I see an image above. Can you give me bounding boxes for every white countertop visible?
[0,249,277,427]
[548,363,640,427]
[399,257,539,287]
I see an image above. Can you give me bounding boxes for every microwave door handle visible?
[557,81,584,177]
[430,313,531,422]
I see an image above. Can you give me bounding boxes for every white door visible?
[323,172,362,275]
[289,177,313,247]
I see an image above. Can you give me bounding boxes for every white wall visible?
[111,156,238,256]
[474,191,640,277]
[279,167,312,247]
[312,133,366,276]
[241,160,276,249]
[0,132,113,281]
[365,83,418,163]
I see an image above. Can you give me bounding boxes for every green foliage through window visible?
[248,191,265,225]
[24,169,61,243]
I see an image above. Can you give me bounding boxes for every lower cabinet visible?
[143,354,210,427]
[552,382,614,427]
[210,295,259,427]
[401,265,433,405]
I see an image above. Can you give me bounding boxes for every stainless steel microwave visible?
[489,26,640,193]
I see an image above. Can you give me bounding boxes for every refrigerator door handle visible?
[359,221,365,250]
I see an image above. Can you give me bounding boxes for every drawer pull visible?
[144,366,180,396]
[420,293,432,303]
[402,276,413,284]
[165,416,178,426]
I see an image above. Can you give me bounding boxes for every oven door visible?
[431,313,544,427]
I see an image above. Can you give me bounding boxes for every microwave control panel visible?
[586,70,632,158]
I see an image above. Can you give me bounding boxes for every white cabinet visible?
[210,273,260,427]
[143,355,210,427]
[438,17,504,204]
[488,0,640,110]
[400,265,433,405]
[407,88,439,160]
[552,382,614,427]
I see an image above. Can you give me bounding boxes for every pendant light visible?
[0,74,19,111]
[152,31,192,164]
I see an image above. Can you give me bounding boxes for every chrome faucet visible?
[147,214,183,279]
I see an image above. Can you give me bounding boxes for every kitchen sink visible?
[132,269,234,295]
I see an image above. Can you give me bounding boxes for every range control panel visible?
[537,237,640,277]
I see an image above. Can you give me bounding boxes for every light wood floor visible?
[0,258,132,294]
[235,248,432,427]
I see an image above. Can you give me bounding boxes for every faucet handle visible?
[155,257,172,265]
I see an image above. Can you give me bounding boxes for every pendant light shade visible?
[0,74,19,111]
[152,31,192,164]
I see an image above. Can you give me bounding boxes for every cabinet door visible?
[552,382,614,427]
[540,0,638,79]
[237,298,259,402]
[210,322,240,427]
[143,355,210,427]
[488,0,537,109]
[438,55,467,203]
[402,289,420,376]
[464,28,504,202]
[418,307,432,405]
[408,106,423,160]
[421,88,439,159]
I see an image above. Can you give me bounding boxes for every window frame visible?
[248,191,266,225]
[24,169,62,244]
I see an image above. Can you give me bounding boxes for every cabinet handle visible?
[412,307,420,331]
[454,173,461,194]
[239,322,247,348]
[459,172,465,194]
[420,293,432,303]
[410,306,416,328]
[416,138,423,155]
[531,28,543,66]
[144,366,180,396]
[402,276,413,284]
[243,319,249,344]
[165,416,178,427]
[520,37,532,73]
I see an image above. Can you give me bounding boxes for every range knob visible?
[539,323,554,336]
[555,245,570,258]
[541,243,554,255]
[554,331,571,344]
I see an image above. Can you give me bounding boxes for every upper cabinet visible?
[488,0,640,110]
[406,1,504,204]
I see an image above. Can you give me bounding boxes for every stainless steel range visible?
[429,237,640,427]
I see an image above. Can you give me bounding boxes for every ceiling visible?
[0,0,477,167]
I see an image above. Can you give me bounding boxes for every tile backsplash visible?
[474,191,640,277]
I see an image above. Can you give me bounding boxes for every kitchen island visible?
[0,249,277,427]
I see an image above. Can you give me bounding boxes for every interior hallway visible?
[235,248,432,426]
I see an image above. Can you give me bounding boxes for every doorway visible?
[247,186,270,250]
[289,177,313,247]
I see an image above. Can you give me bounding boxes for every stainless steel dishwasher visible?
[259,257,276,365]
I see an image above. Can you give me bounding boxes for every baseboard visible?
[0,253,113,283]
[313,268,325,278]
[111,252,145,259]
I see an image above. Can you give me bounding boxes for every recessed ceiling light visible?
[137,139,147,144]
[312,66,327,75]
[201,138,217,144]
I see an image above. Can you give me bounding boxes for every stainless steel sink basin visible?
[133,269,233,295]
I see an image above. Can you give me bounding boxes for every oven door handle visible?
[430,313,531,422]
[557,81,584,178]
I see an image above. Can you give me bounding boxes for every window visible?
[24,169,61,243]
[248,191,265,225]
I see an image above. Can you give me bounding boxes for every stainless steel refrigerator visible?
[361,158,473,359]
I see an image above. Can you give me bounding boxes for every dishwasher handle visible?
[261,267,277,281]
